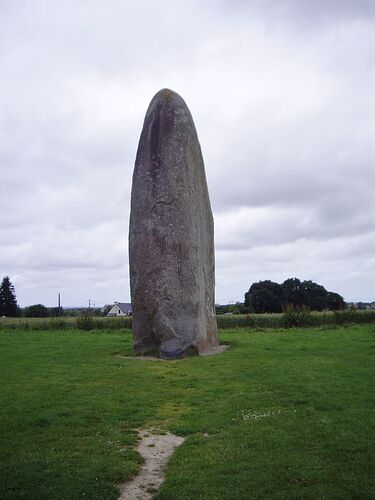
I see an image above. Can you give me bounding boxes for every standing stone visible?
[129,89,218,359]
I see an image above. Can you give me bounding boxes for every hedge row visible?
[1,309,374,331]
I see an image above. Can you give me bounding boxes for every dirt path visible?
[119,429,185,500]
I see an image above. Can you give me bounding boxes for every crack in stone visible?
[151,198,177,212]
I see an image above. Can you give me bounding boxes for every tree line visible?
[0,276,64,318]
[1,275,346,318]
[244,278,345,313]
[0,276,110,317]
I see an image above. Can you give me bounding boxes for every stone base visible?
[199,344,229,356]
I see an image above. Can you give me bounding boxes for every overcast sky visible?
[1,0,374,307]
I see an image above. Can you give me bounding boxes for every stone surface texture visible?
[129,88,218,359]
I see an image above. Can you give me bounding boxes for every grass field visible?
[1,325,374,499]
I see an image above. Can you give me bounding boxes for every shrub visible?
[24,304,48,318]
[49,307,64,317]
[217,314,257,329]
[76,310,94,331]
[282,304,316,328]
[333,308,375,325]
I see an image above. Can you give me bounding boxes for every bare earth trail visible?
[119,429,185,500]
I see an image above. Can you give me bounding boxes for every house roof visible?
[115,302,132,314]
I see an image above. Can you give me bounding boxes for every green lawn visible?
[0,325,374,499]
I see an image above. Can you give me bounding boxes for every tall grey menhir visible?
[129,89,218,359]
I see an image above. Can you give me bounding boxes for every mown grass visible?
[0,325,374,499]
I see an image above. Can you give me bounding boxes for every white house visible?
[107,302,132,317]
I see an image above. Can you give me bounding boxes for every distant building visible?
[346,302,375,310]
[107,302,132,317]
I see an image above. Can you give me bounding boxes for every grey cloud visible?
[215,231,375,303]
[221,0,375,30]
[1,0,373,305]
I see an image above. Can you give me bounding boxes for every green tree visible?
[49,306,64,317]
[282,278,304,307]
[216,302,244,315]
[245,277,345,313]
[24,304,48,318]
[0,276,18,317]
[301,280,328,311]
[326,292,345,311]
[245,280,286,313]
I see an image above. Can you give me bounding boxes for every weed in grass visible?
[232,408,297,422]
